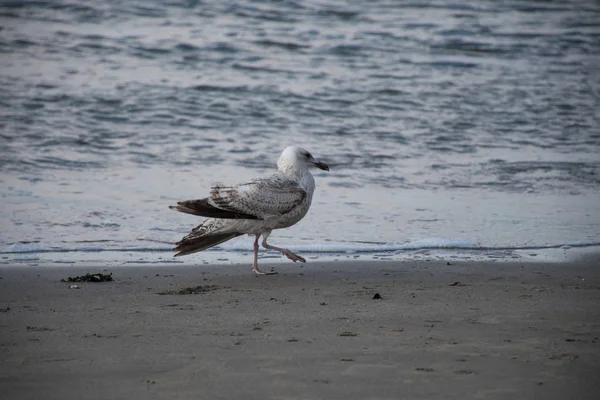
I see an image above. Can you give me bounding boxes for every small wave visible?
[33,156,105,170]
[255,39,310,51]
[421,60,479,69]
[191,84,248,93]
[8,243,44,253]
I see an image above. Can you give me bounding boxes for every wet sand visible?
[1,258,599,399]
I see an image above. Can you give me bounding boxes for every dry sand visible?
[1,257,599,400]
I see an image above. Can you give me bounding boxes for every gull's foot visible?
[252,266,279,276]
[283,250,306,263]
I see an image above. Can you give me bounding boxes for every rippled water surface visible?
[1,0,599,265]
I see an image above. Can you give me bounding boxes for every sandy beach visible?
[1,257,599,400]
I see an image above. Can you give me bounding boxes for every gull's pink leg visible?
[262,238,306,263]
[252,234,277,275]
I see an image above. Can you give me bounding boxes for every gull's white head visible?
[277,146,329,174]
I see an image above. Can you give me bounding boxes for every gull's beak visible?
[313,160,329,171]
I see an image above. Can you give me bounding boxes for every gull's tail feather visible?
[169,199,259,220]
[173,232,242,257]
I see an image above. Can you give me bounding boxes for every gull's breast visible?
[269,192,312,230]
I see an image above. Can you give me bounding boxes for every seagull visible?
[169,146,329,275]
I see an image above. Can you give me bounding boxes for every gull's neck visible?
[278,163,315,191]
[278,161,309,177]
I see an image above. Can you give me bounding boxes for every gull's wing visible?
[210,175,307,218]
[170,174,307,220]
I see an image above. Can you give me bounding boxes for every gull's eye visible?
[302,151,312,159]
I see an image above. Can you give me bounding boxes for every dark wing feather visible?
[169,199,260,219]
[173,232,242,257]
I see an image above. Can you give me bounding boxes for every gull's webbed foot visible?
[283,249,306,263]
[252,264,278,276]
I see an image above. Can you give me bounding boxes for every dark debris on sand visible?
[61,273,113,283]
[157,285,220,295]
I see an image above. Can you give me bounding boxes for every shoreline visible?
[4,242,600,269]
[1,259,599,399]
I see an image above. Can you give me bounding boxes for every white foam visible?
[218,237,476,253]
[3,238,600,255]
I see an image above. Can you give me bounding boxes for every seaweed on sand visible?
[61,273,113,283]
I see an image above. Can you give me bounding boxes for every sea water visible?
[1,1,599,266]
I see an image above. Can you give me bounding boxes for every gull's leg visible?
[251,234,263,275]
[252,234,277,275]
[261,232,306,263]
